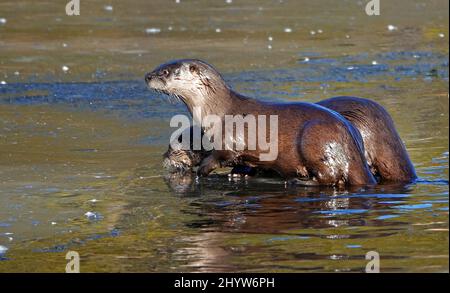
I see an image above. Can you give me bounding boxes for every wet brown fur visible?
[147,59,414,186]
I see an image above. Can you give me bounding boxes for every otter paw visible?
[196,165,212,177]
[196,158,219,177]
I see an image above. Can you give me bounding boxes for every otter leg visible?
[299,120,377,186]
[197,154,221,177]
[197,150,236,177]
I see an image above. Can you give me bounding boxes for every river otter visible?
[162,97,417,183]
[146,59,376,186]
[162,127,209,173]
[163,126,261,176]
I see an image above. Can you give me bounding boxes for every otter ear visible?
[189,64,200,75]
[189,64,214,91]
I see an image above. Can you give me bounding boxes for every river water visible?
[0,0,448,272]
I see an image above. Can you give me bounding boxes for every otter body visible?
[163,96,417,183]
[147,59,414,186]
[318,97,416,182]
[194,96,376,186]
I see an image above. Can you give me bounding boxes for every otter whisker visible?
[170,93,180,104]
[174,94,183,103]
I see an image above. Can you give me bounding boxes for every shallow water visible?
[0,0,448,272]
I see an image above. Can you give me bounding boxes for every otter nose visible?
[145,72,154,83]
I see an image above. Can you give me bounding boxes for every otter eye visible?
[160,69,169,76]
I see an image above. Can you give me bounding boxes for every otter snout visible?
[145,66,171,85]
[145,70,167,91]
[144,72,154,83]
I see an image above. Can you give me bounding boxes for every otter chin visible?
[146,59,415,186]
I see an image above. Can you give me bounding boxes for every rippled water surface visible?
[0,0,448,272]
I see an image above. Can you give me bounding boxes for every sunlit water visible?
[0,0,448,272]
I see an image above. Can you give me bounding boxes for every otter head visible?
[162,127,208,173]
[145,59,229,115]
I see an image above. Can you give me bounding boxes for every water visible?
[0,0,448,272]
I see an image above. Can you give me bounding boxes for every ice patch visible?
[145,28,161,34]
[387,25,398,31]
[0,245,8,254]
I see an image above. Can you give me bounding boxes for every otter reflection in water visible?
[162,170,412,271]
[164,170,412,231]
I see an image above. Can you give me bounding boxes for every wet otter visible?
[146,59,376,186]
[163,96,417,183]
[163,127,208,173]
[163,126,261,176]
